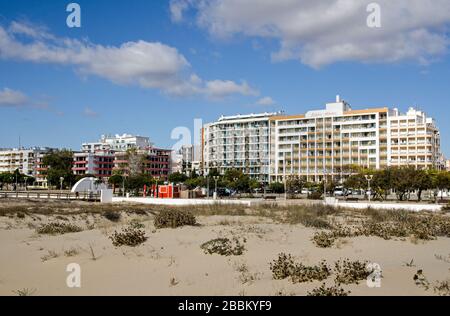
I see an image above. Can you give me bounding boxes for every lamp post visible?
[283,152,287,200]
[213,176,219,200]
[122,176,125,197]
[365,175,373,203]
[59,176,64,194]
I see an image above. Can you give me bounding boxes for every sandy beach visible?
[0,199,449,296]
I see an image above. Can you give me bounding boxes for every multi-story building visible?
[271,97,442,183]
[202,112,279,182]
[81,134,151,153]
[446,159,450,171]
[202,96,443,184]
[114,148,171,181]
[270,97,390,183]
[177,144,201,175]
[0,148,36,177]
[0,147,56,186]
[388,107,442,170]
[72,150,115,179]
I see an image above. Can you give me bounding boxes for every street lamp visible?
[59,176,64,194]
[213,176,219,200]
[283,152,287,200]
[365,175,374,203]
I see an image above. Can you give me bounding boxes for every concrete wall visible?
[111,197,254,207]
[326,199,443,212]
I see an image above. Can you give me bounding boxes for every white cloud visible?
[205,80,258,99]
[171,0,450,68]
[0,87,63,115]
[0,88,28,107]
[170,0,192,23]
[256,96,275,106]
[83,107,99,118]
[0,21,258,99]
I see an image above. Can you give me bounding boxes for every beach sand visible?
[0,204,449,296]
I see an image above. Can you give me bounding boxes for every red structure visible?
[150,184,180,199]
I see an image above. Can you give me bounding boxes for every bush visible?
[285,208,332,229]
[201,237,246,256]
[269,253,296,280]
[312,231,336,248]
[36,222,83,235]
[307,191,323,200]
[334,259,372,285]
[109,226,147,247]
[17,212,26,219]
[290,260,331,283]
[129,219,145,229]
[307,283,350,296]
[103,211,121,222]
[154,209,196,229]
[270,253,331,283]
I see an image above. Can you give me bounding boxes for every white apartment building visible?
[177,144,201,175]
[271,97,390,183]
[203,97,443,184]
[388,107,442,169]
[0,148,35,176]
[202,112,280,182]
[0,147,56,186]
[82,134,151,153]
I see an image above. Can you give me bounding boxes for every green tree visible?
[185,177,205,190]
[269,182,285,194]
[126,174,152,195]
[43,150,75,189]
[108,174,123,193]
[344,174,366,190]
[168,172,188,184]
[390,167,416,201]
[432,170,450,201]
[286,175,304,193]
[412,169,433,201]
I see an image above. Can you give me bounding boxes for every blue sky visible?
[0,0,449,156]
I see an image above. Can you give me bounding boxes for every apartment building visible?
[202,96,443,184]
[202,112,279,182]
[0,147,56,186]
[81,134,151,153]
[177,144,201,175]
[271,97,391,183]
[114,148,171,181]
[0,148,36,176]
[72,150,115,179]
[388,108,442,169]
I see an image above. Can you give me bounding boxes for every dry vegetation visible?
[201,237,246,256]
[1,198,449,295]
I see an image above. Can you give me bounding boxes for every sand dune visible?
[0,204,449,296]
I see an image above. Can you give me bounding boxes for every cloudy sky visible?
[1,0,449,156]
